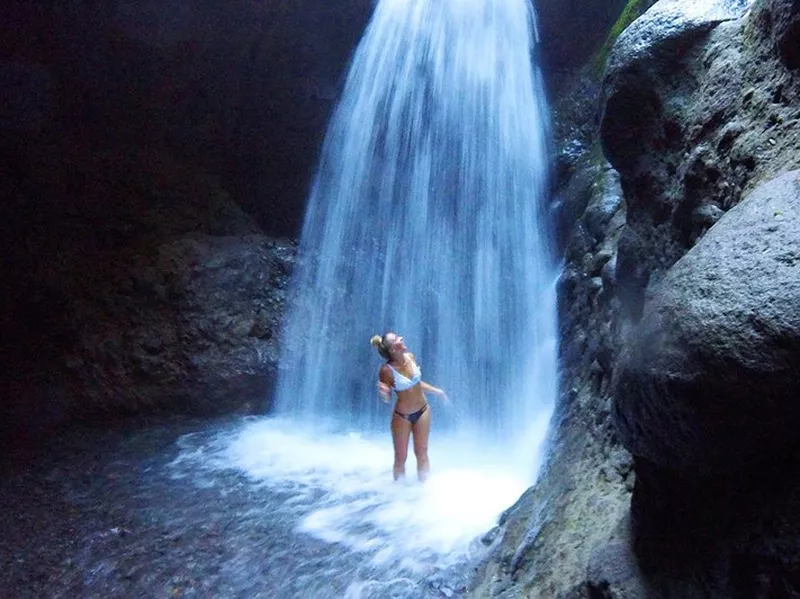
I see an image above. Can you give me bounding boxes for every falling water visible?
[276,0,557,460]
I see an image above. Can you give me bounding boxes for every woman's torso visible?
[388,354,426,413]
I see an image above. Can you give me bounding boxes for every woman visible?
[370,332,447,481]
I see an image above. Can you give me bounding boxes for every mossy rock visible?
[591,0,656,76]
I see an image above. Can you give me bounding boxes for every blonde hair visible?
[370,334,391,360]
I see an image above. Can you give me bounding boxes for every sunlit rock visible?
[607,0,753,73]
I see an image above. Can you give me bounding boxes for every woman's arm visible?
[378,365,394,403]
[421,381,448,401]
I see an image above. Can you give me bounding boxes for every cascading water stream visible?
[175,0,560,595]
[276,0,557,463]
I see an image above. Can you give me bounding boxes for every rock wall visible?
[605,0,800,594]
[0,0,378,442]
[471,0,800,596]
[0,136,296,446]
[0,0,372,237]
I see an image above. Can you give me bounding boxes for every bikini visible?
[388,359,429,425]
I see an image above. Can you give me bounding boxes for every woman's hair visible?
[370,334,391,360]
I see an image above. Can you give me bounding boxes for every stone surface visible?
[613,170,800,473]
[600,0,800,322]
[65,233,294,418]
[0,138,295,441]
[0,1,373,236]
[587,539,650,598]
[768,0,800,69]
[606,0,753,74]
[533,0,630,73]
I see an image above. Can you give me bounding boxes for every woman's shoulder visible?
[379,363,394,380]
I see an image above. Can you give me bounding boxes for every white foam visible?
[204,416,536,572]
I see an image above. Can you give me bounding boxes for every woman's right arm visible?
[378,365,393,403]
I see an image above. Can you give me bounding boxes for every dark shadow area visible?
[632,453,800,597]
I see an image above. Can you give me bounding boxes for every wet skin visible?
[377,333,446,481]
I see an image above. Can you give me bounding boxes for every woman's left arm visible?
[421,381,448,401]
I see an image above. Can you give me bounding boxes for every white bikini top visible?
[388,358,421,392]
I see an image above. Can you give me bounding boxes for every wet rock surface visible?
[0,138,296,443]
[601,0,800,321]
[613,171,800,473]
[592,0,800,595]
[473,0,800,596]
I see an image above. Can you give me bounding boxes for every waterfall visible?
[275,0,557,464]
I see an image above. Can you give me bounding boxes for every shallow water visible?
[1,414,544,598]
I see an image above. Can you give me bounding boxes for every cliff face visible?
[0,0,371,443]
[471,0,800,596]
[1,0,372,236]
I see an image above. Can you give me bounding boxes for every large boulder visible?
[606,0,753,74]
[0,140,294,443]
[601,0,753,174]
[612,171,800,473]
[64,233,294,417]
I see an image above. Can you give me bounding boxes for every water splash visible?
[275,0,557,467]
[177,417,531,597]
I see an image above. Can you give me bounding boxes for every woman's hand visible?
[377,381,391,403]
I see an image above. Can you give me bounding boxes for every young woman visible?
[370,332,448,481]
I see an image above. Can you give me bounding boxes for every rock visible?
[691,202,724,231]
[587,541,650,598]
[767,0,800,70]
[612,171,800,473]
[0,1,373,236]
[584,167,623,241]
[64,234,296,415]
[533,0,630,72]
[601,0,751,174]
[607,0,753,74]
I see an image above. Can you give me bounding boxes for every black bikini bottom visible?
[394,403,429,425]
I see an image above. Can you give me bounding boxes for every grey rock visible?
[587,542,649,598]
[584,168,623,241]
[691,202,724,230]
[607,0,754,73]
[601,254,618,288]
[767,0,800,70]
[613,171,800,473]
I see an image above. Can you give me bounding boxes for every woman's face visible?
[384,333,407,355]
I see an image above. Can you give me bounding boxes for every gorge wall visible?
[471,0,800,596]
[0,0,371,445]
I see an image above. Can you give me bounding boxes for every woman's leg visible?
[391,414,412,480]
[412,408,431,482]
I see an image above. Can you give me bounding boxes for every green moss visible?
[590,0,653,77]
